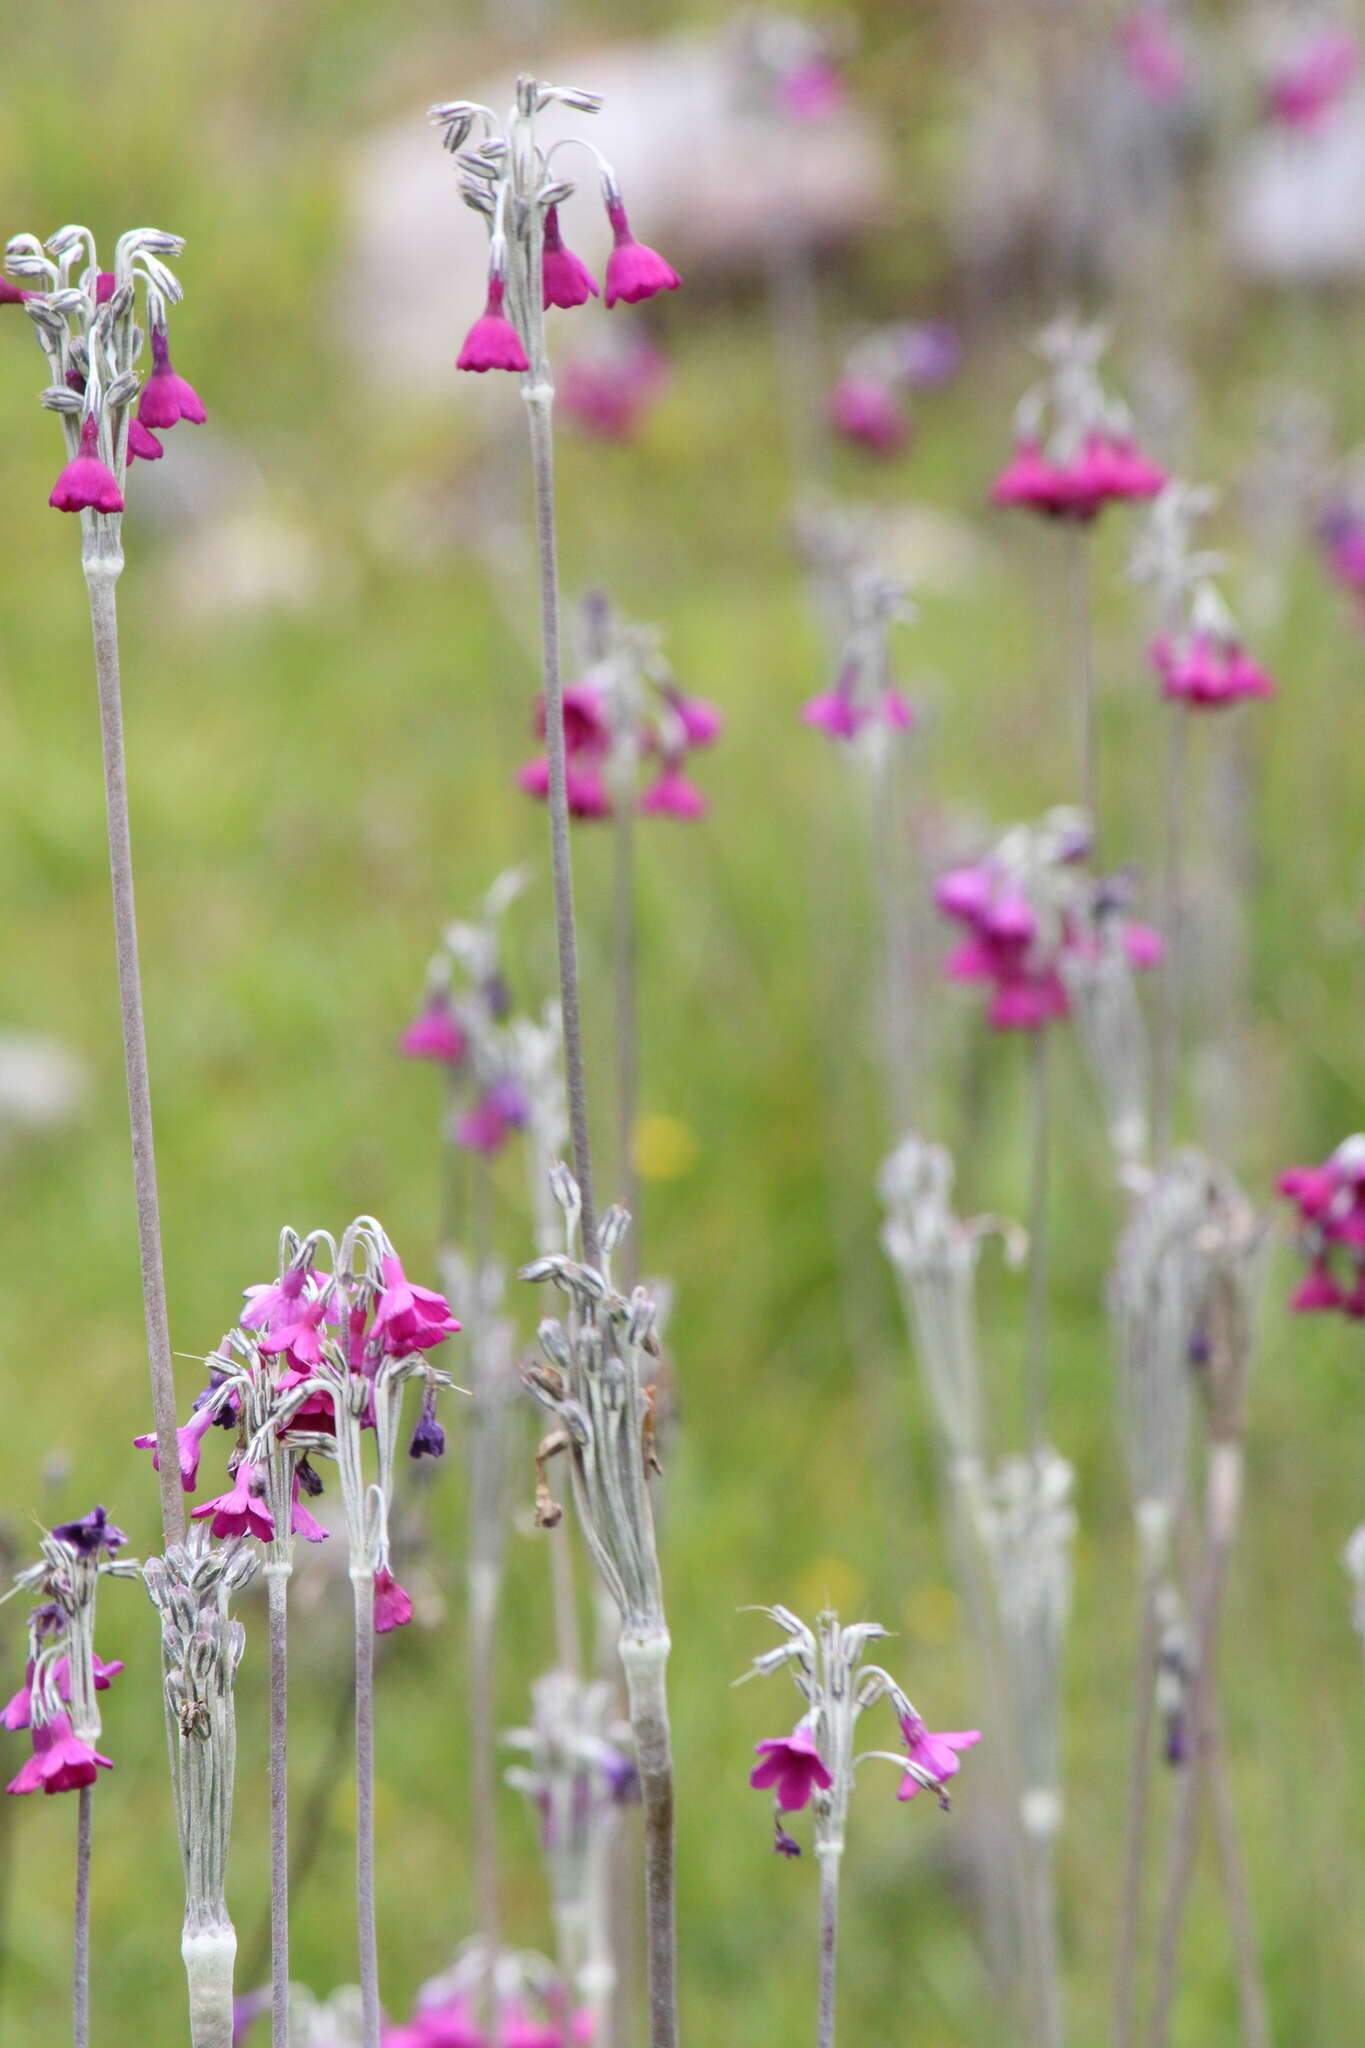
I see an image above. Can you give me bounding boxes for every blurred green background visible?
[1,2,1363,2042]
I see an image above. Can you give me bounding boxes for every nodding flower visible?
[829,375,910,457]
[897,1714,981,1806]
[136,327,206,430]
[133,1398,219,1491]
[455,1074,532,1156]
[49,416,124,516]
[1278,1136,1365,1320]
[749,1721,834,1812]
[640,759,707,819]
[1149,631,1276,708]
[542,205,600,310]
[6,1715,113,1797]
[373,1567,414,1634]
[603,196,681,308]
[457,275,530,374]
[400,989,468,1065]
[126,416,165,463]
[191,1461,276,1542]
[0,276,31,306]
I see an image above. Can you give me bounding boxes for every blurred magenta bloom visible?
[1149,632,1276,707]
[992,432,1165,522]
[455,1075,531,1155]
[560,340,668,441]
[640,761,706,819]
[776,57,845,120]
[126,416,164,462]
[400,992,468,1066]
[750,1722,834,1811]
[1118,7,1191,101]
[1278,1138,1365,1317]
[6,1715,113,1796]
[829,374,909,456]
[133,1399,218,1491]
[897,1713,981,1803]
[803,676,913,741]
[1267,30,1358,129]
[373,1567,413,1633]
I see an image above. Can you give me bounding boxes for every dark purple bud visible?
[1164,1713,1188,1767]
[295,1456,324,1499]
[601,1744,640,1805]
[482,972,513,1019]
[32,1601,64,1640]
[408,1390,446,1460]
[51,1505,125,1558]
[773,1819,802,1858]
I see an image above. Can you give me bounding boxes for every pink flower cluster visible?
[1266,30,1358,130]
[560,336,668,441]
[1278,1137,1365,1317]
[43,320,206,516]
[749,1712,980,1842]
[378,1991,593,2046]
[991,433,1166,523]
[6,1716,113,1797]
[134,1242,457,1630]
[828,322,961,456]
[518,676,721,823]
[1118,8,1191,103]
[1148,631,1276,708]
[803,663,913,742]
[935,856,1163,1031]
[457,194,679,375]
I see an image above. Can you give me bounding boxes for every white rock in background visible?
[344,35,890,394]
[1223,95,1365,281]
[0,1032,89,1137]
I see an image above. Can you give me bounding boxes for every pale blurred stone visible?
[344,36,891,394]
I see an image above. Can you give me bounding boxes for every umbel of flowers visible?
[1278,1134,1365,1317]
[991,315,1165,522]
[798,534,916,744]
[3,1507,138,2043]
[1130,481,1278,709]
[827,319,962,457]
[431,77,680,384]
[933,806,1163,1034]
[740,1605,978,2046]
[504,1669,638,2028]
[4,223,204,521]
[376,1938,595,2047]
[519,593,722,822]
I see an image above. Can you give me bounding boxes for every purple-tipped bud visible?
[408,1392,446,1461]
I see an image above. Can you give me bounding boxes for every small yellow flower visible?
[634,1112,699,1181]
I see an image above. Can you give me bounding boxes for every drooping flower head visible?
[1278,1134,1365,1320]
[739,1605,978,1857]
[933,807,1162,1034]
[1130,481,1277,710]
[1266,28,1358,130]
[559,333,669,441]
[431,77,678,383]
[4,223,202,515]
[519,593,719,825]
[991,316,1165,523]
[797,512,917,744]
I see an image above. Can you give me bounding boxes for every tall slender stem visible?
[1026,1028,1051,1452]
[82,535,183,1549]
[620,1634,677,2048]
[468,1564,502,2042]
[524,389,600,1268]
[1205,1695,1270,2048]
[352,1570,380,2048]
[817,1847,842,2048]
[1146,1446,1241,2048]
[1067,528,1097,845]
[1113,1571,1160,2048]
[1153,706,1188,1164]
[1024,1826,1064,2048]
[872,735,915,1129]
[266,1565,290,2048]
[73,1783,92,2048]
[614,800,639,1284]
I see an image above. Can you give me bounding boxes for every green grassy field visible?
[0,4,1363,2042]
